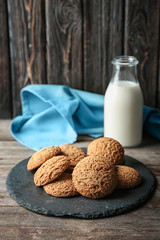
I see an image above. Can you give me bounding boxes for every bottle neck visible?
[111,56,139,84]
[111,65,138,83]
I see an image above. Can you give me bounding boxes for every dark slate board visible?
[6,154,157,219]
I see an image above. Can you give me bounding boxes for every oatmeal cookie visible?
[87,137,124,165]
[43,173,79,197]
[27,146,61,170]
[34,155,70,186]
[72,156,117,199]
[60,144,86,167]
[116,165,142,189]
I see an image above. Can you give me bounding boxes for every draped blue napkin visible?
[10,84,160,151]
[10,85,104,150]
[143,105,160,140]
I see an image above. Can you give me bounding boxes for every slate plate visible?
[6,153,157,219]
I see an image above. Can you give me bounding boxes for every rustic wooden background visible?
[0,0,160,118]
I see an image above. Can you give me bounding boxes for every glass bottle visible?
[104,56,143,147]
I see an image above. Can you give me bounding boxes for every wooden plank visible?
[7,0,46,117]
[0,0,12,118]
[83,0,124,94]
[0,206,160,240]
[0,141,34,164]
[0,120,13,141]
[124,0,160,107]
[158,34,160,109]
[46,0,82,89]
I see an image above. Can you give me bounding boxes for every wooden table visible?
[0,120,160,240]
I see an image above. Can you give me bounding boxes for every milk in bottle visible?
[104,56,143,147]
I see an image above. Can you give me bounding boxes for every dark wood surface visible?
[0,120,160,240]
[0,0,11,118]
[46,0,83,89]
[7,0,46,116]
[0,0,160,117]
[124,0,160,107]
[83,0,124,94]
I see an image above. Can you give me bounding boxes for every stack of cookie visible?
[27,137,142,199]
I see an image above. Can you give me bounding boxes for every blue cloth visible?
[143,105,160,140]
[10,85,160,151]
[10,85,104,150]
